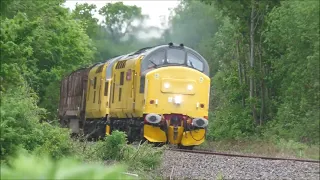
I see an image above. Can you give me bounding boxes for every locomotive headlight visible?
[164,82,170,89]
[187,84,193,90]
[174,95,182,104]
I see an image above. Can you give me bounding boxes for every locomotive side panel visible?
[109,55,143,118]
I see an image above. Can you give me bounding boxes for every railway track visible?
[168,148,320,163]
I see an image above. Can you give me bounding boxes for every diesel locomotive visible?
[58,43,210,149]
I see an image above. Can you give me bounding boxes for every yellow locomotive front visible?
[140,44,210,149]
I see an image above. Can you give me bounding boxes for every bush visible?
[0,85,73,162]
[94,130,128,161]
[31,123,73,159]
[207,104,255,140]
[91,130,164,172]
[262,101,320,145]
[0,151,133,180]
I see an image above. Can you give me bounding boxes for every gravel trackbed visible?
[159,150,320,180]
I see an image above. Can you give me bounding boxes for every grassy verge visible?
[1,131,165,179]
[197,139,319,160]
[71,131,165,179]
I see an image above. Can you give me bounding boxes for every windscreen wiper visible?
[149,60,157,66]
[189,61,195,68]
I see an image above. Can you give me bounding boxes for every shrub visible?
[207,104,254,140]
[31,123,73,159]
[0,85,74,162]
[92,130,165,172]
[94,130,128,161]
[0,85,44,161]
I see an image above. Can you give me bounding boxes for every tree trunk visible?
[244,51,248,87]
[237,39,245,107]
[250,0,258,125]
[258,43,265,125]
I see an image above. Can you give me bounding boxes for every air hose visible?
[189,127,207,141]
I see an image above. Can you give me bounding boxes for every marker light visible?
[164,83,170,89]
[187,84,193,90]
[174,95,182,104]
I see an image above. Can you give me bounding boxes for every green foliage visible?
[1,0,96,119]
[123,142,164,172]
[72,130,164,175]
[95,130,128,161]
[0,152,131,180]
[71,3,99,38]
[0,85,44,160]
[275,139,308,156]
[0,13,36,91]
[0,85,73,162]
[262,0,320,144]
[99,2,144,41]
[208,104,254,140]
[92,130,164,172]
[171,0,319,145]
[31,123,72,159]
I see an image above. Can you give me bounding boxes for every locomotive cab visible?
[140,43,210,148]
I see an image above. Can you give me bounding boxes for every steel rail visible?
[168,148,320,163]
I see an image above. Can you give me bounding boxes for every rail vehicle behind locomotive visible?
[58,43,210,149]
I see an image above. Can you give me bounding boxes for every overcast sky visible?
[63,0,180,28]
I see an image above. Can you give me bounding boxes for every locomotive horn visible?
[145,113,162,124]
[192,118,208,128]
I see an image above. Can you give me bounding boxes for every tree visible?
[263,0,319,144]
[1,0,96,119]
[201,0,280,125]
[71,3,99,38]
[98,2,145,42]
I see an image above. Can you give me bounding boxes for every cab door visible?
[124,66,135,112]
[111,60,127,110]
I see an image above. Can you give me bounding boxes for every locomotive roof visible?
[138,43,210,76]
[62,43,210,80]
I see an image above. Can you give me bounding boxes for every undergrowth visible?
[72,130,165,177]
[98,131,164,171]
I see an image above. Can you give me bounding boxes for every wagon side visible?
[58,68,90,134]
